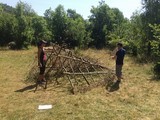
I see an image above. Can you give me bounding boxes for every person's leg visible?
[38,67,45,84]
[38,74,43,80]
[116,65,122,82]
[41,75,46,82]
[42,65,46,82]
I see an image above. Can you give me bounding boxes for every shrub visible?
[153,62,160,78]
[8,41,16,50]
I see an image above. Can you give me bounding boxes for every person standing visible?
[37,40,47,84]
[112,42,126,83]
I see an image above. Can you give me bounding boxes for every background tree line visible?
[1,0,160,76]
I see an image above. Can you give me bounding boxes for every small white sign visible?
[38,105,52,110]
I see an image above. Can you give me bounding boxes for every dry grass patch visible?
[0,47,160,120]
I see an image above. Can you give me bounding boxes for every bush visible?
[8,41,16,50]
[153,62,160,78]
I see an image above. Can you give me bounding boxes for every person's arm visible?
[111,47,118,59]
[38,48,42,67]
[111,55,116,59]
[111,52,117,59]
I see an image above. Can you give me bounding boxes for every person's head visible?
[37,40,47,48]
[117,42,123,49]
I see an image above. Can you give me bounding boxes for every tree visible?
[22,2,36,16]
[141,0,160,55]
[127,11,146,55]
[44,8,53,29]
[14,1,34,49]
[32,16,52,44]
[0,13,17,46]
[89,1,125,48]
[149,24,160,61]
[65,9,92,48]
[65,17,85,48]
[67,9,82,20]
[51,5,68,44]
[107,8,126,48]
[0,4,18,46]
[47,6,92,48]
[0,3,15,14]
[149,24,160,77]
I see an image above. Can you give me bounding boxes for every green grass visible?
[0,47,160,120]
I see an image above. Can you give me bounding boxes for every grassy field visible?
[0,47,160,120]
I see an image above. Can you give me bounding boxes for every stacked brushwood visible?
[26,44,116,93]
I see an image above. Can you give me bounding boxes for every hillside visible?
[0,47,160,120]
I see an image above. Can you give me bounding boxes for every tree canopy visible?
[0,0,160,60]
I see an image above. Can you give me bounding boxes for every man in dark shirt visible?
[112,42,126,83]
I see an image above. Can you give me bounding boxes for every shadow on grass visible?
[106,81,120,92]
[15,84,37,92]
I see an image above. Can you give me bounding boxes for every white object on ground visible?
[38,105,52,110]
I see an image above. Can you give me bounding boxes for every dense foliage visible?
[1,0,160,75]
[0,1,126,49]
